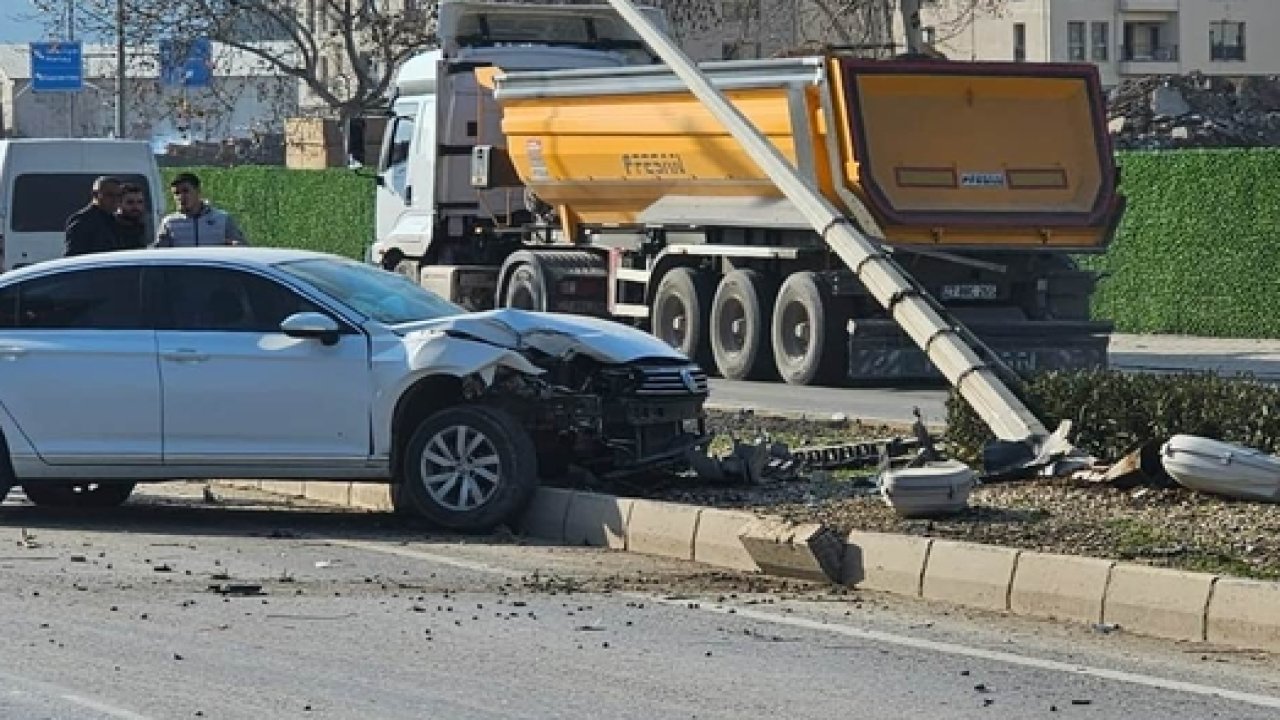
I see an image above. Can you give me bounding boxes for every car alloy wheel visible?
[419,424,502,512]
[397,405,538,533]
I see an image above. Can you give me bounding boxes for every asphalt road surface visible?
[708,333,1280,424]
[1,483,1278,719]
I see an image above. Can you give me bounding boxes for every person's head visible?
[169,172,203,214]
[91,176,123,214]
[118,183,146,222]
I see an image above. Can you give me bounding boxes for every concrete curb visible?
[236,480,1280,655]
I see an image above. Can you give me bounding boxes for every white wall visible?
[1179,0,1280,76]
[927,0,1280,87]
[9,75,297,142]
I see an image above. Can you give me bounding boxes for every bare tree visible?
[31,0,438,127]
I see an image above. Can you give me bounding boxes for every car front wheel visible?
[22,482,136,508]
[397,405,538,533]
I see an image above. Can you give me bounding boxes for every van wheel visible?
[710,269,777,380]
[22,482,136,508]
[772,272,844,385]
[650,267,714,366]
[397,405,538,533]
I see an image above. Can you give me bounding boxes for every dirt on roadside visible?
[609,410,1280,581]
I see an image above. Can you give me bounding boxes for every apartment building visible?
[918,0,1280,88]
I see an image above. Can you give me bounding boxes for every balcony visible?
[1118,0,1178,12]
[1120,44,1180,75]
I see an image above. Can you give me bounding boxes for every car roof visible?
[2,247,345,282]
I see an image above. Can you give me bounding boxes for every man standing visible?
[65,176,126,256]
[114,183,149,250]
[153,172,248,247]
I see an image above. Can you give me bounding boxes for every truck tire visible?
[22,482,135,508]
[772,271,843,385]
[650,267,714,366]
[504,263,547,311]
[397,405,538,533]
[710,269,777,381]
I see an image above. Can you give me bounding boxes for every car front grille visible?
[633,364,709,397]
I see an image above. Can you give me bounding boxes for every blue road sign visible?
[30,41,83,92]
[160,38,213,88]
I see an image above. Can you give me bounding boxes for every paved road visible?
[2,484,1279,719]
[708,333,1280,425]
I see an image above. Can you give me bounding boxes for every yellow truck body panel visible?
[490,57,1122,250]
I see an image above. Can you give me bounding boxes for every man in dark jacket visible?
[113,183,149,249]
[65,176,126,256]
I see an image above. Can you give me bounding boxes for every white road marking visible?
[0,669,155,720]
[337,538,1280,711]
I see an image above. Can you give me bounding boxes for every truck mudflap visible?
[846,319,1111,381]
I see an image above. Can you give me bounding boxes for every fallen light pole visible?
[603,0,1077,475]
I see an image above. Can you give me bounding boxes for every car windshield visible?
[276,258,464,325]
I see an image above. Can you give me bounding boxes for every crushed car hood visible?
[394,308,689,365]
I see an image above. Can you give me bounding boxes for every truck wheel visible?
[503,261,548,312]
[22,482,135,508]
[710,269,777,380]
[772,271,842,385]
[397,405,538,533]
[650,267,713,365]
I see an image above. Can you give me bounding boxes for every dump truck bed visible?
[489,56,1123,250]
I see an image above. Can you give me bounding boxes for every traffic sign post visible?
[160,38,213,88]
[30,41,84,92]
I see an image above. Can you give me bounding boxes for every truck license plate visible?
[941,283,997,301]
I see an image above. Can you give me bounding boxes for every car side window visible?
[0,268,145,330]
[161,267,324,333]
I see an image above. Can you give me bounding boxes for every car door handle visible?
[161,349,210,363]
[0,346,27,360]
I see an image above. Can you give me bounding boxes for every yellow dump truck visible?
[368,0,1125,385]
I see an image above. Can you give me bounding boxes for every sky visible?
[0,1,55,43]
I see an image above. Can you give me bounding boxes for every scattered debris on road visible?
[207,583,265,597]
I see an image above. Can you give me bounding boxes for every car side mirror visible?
[280,312,342,346]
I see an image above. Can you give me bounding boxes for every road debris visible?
[685,438,797,484]
[1160,435,1280,502]
[207,583,265,596]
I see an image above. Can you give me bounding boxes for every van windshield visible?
[10,173,153,232]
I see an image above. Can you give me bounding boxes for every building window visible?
[1210,21,1246,61]
[1013,23,1026,62]
[1068,22,1086,61]
[922,26,936,46]
[1091,22,1109,61]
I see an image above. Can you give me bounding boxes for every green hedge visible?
[161,167,375,260]
[173,148,1280,338]
[945,370,1280,462]
[1085,148,1280,337]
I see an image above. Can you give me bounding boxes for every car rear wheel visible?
[22,482,136,508]
[396,405,538,533]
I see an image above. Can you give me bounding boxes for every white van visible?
[0,139,164,270]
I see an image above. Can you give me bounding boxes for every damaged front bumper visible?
[498,364,710,479]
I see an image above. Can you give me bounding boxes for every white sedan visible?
[0,248,708,531]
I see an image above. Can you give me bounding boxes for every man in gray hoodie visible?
[153,172,247,247]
